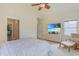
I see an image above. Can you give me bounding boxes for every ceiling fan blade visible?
[38,7,42,11]
[31,4,40,6]
[47,6,50,9]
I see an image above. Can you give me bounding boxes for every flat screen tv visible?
[48,24,61,34]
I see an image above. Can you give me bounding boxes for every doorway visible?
[7,18,19,41]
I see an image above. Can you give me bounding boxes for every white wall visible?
[0,3,38,43]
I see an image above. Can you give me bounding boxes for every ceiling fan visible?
[31,3,50,11]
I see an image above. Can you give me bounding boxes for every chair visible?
[70,33,79,49]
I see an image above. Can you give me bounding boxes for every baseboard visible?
[38,38,60,43]
[20,37,37,39]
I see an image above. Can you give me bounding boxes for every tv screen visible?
[48,24,61,33]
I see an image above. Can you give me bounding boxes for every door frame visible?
[7,18,20,41]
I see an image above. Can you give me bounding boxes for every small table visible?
[59,40,75,52]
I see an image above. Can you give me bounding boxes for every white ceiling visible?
[31,3,79,19]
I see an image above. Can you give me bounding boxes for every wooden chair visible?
[70,33,79,49]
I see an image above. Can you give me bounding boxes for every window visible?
[64,20,77,36]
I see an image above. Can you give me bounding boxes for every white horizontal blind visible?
[64,20,77,36]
